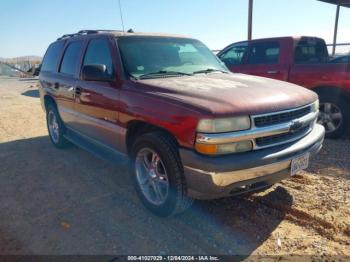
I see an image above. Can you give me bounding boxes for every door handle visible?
[75,87,82,96]
[267,70,280,74]
[80,92,92,102]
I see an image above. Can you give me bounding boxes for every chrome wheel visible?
[318,102,343,134]
[135,148,169,206]
[48,111,60,143]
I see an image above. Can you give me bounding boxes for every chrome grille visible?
[254,106,311,127]
[256,126,310,147]
[196,103,318,152]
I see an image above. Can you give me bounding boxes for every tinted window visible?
[294,38,329,64]
[248,42,280,64]
[41,42,64,72]
[219,43,248,65]
[83,39,114,77]
[60,41,84,76]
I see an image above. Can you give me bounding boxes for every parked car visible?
[39,30,324,216]
[329,55,350,64]
[218,36,350,138]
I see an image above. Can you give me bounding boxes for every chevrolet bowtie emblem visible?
[290,120,303,133]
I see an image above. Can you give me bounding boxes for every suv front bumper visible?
[180,124,325,200]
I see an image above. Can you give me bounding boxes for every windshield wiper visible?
[138,70,193,79]
[127,72,139,80]
[193,68,228,75]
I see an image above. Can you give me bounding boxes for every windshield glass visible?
[117,36,227,79]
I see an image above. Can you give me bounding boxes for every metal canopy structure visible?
[319,0,350,55]
[246,0,350,55]
[318,0,350,7]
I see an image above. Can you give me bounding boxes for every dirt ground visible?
[0,76,349,258]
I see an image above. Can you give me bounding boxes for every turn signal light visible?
[195,140,253,155]
[195,143,218,155]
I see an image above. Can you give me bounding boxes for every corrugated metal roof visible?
[318,0,350,7]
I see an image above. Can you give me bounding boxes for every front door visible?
[73,37,122,151]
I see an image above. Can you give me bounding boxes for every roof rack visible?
[56,30,125,41]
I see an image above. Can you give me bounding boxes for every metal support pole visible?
[248,0,253,40]
[332,5,340,56]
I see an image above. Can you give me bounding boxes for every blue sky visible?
[0,0,349,58]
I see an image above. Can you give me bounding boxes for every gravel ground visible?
[0,77,349,258]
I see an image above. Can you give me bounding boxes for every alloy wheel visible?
[318,102,343,134]
[48,111,60,143]
[135,148,169,206]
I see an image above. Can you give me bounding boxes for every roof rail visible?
[56,29,124,41]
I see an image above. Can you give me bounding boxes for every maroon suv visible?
[39,30,325,216]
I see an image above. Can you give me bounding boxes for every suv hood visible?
[137,73,318,116]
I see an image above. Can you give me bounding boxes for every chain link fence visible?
[0,57,42,77]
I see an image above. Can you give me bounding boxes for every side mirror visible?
[82,64,112,82]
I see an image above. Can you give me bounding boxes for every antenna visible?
[118,0,125,32]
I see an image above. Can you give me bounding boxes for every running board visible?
[64,128,129,166]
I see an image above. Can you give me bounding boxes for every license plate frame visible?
[291,153,310,176]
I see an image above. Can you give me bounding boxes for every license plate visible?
[291,153,310,176]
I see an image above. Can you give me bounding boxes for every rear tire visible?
[317,92,350,139]
[46,103,70,148]
[130,131,193,217]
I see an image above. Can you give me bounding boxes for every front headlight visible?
[197,116,251,133]
[196,116,252,155]
[311,100,319,112]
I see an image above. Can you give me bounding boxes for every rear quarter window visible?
[41,41,64,72]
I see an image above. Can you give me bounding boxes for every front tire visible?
[131,131,193,217]
[317,92,350,138]
[46,103,69,148]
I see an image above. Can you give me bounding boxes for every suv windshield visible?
[117,36,227,79]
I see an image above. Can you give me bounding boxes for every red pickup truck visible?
[218,36,350,138]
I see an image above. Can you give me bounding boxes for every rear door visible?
[239,41,289,81]
[73,37,122,151]
[55,40,85,127]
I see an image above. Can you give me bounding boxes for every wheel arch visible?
[44,95,57,110]
[125,121,179,156]
[311,86,350,102]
